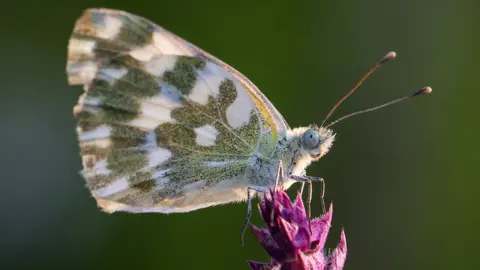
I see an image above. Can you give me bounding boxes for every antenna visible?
[325,87,432,128]
[320,51,397,127]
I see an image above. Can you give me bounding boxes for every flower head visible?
[248,189,347,270]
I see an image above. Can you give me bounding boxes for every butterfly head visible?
[300,126,336,160]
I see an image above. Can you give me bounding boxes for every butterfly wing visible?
[67,8,288,213]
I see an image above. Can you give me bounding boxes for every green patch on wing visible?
[156,78,257,157]
[78,61,160,191]
[150,77,260,201]
[163,56,206,95]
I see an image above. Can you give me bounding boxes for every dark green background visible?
[2,1,478,269]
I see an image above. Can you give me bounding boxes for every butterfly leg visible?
[240,185,269,246]
[299,180,311,214]
[240,161,284,246]
[300,181,306,195]
[289,174,326,215]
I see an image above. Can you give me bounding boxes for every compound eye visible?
[302,129,320,149]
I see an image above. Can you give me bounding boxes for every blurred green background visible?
[1,0,478,269]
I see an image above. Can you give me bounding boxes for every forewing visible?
[67,8,287,213]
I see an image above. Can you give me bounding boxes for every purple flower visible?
[248,189,347,270]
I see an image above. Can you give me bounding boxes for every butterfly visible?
[66,8,431,229]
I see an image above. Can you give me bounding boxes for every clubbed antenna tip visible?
[412,86,433,97]
[380,51,397,64]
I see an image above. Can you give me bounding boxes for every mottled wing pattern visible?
[67,9,287,213]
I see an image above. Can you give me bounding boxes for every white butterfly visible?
[66,8,431,230]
